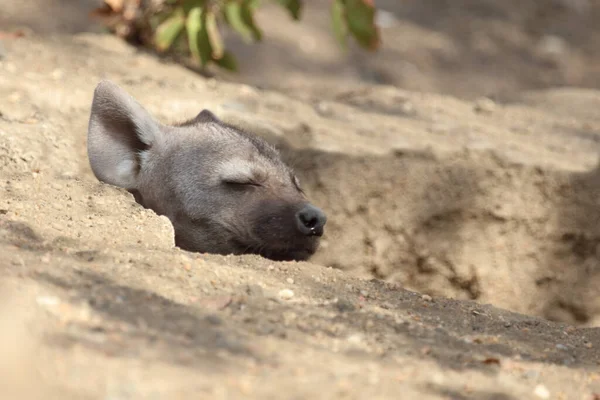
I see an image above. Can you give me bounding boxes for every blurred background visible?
[3,0,600,100]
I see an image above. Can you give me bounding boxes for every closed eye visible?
[222,179,262,187]
[292,175,305,194]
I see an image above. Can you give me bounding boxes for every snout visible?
[295,204,327,237]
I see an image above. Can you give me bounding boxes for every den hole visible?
[256,133,600,327]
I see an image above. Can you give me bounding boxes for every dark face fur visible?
[87,81,327,261]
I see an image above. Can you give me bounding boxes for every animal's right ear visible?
[87,80,161,190]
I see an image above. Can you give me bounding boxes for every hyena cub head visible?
[87,80,326,261]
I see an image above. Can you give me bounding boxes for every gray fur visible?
[87,80,326,261]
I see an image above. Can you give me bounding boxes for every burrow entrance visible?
[276,143,600,327]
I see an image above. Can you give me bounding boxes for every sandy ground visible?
[2,0,600,399]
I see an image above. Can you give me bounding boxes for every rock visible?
[315,101,333,117]
[51,68,65,80]
[278,289,294,300]
[536,35,568,62]
[533,384,550,399]
[346,333,364,345]
[335,299,356,312]
[35,295,60,307]
[205,314,223,325]
[474,97,496,113]
[246,284,264,297]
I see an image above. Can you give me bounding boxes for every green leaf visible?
[214,51,239,71]
[154,7,185,52]
[206,10,224,59]
[186,6,212,66]
[345,0,380,50]
[331,0,348,48]
[182,0,205,14]
[248,0,262,10]
[276,0,302,20]
[240,0,263,41]
[224,1,254,42]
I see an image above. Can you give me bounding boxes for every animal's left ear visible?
[189,109,222,124]
[87,80,162,190]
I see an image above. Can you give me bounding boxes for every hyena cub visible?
[87,80,326,261]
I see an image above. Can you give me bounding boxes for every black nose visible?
[296,204,327,237]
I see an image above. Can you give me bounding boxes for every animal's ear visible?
[191,109,222,124]
[87,80,161,189]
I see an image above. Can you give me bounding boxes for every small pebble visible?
[246,284,264,297]
[347,333,364,345]
[51,68,65,80]
[336,299,356,312]
[555,343,568,351]
[536,35,567,61]
[399,101,415,115]
[474,97,496,113]
[286,278,294,284]
[205,314,223,325]
[421,294,433,302]
[36,295,60,307]
[278,289,294,300]
[534,384,550,399]
[315,101,332,116]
